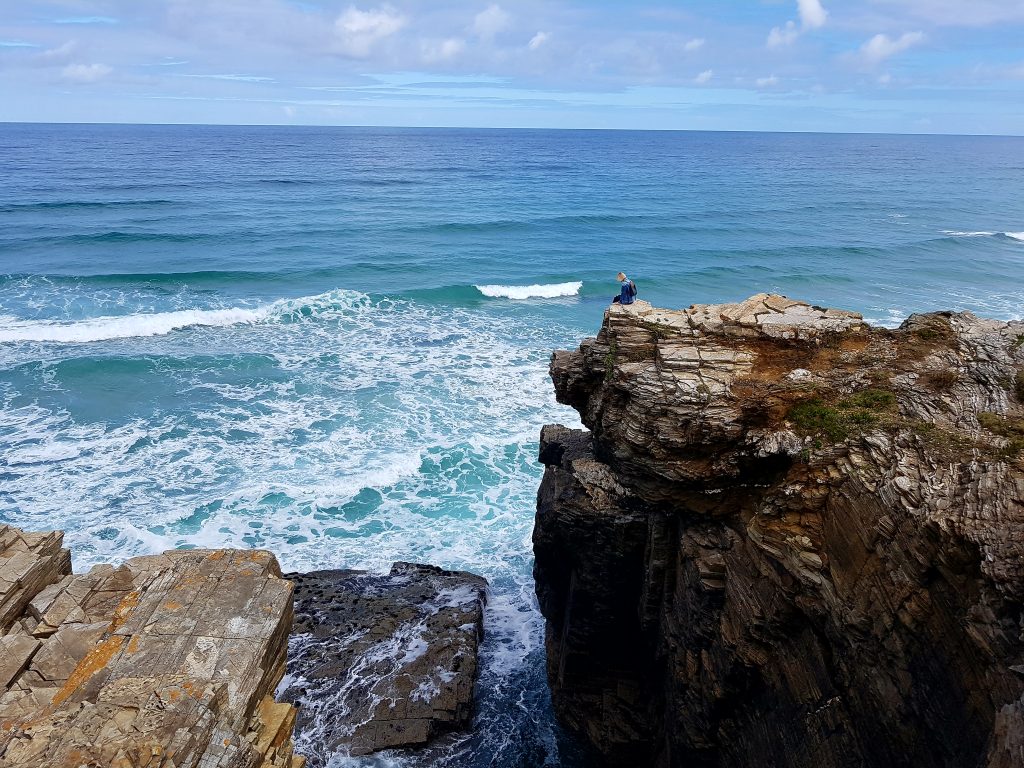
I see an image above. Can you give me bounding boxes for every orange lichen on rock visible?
[0,533,303,768]
[49,634,126,708]
[106,590,141,632]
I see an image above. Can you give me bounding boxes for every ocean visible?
[1,124,1022,767]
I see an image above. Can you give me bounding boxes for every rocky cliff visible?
[534,294,1024,768]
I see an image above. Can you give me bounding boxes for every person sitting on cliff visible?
[612,272,637,305]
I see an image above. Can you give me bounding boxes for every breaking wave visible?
[0,289,367,343]
[942,230,1024,242]
[474,281,582,300]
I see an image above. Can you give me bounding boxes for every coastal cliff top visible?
[556,293,1023,453]
[611,293,865,340]
[549,292,1024,582]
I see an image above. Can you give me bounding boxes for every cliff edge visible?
[534,294,1024,768]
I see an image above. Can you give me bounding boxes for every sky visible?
[1,1,1024,133]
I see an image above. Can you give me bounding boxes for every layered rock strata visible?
[279,563,487,762]
[534,295,1024,768]
[0,526,301,768]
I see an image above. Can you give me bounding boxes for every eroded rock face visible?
[534,295,1024,768]
[0,526,302,768]
[279,563,487,763]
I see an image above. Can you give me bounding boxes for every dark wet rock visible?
[280,562,487,761]
[534,295,1024,768]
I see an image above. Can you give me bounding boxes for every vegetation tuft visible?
[787,388,898,442]
[841,389,897,410]
[788,400,849,441]
[978,412,1024,459]
[640,321,675,341]
[604,340,618,382]
[1016,369,1024,402]
[901,316,956,361]
[924,368,959,392]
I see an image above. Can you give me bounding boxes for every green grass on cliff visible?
[604,340,617,382]
[787,388,897,442]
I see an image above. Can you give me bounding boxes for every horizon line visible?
[1,120,1022,139]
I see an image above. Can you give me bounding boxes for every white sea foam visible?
[0,307,270,343]
[0,289,366,344]
[0,292,582,767]
[942,230,1024,241]
[474,281,582,299]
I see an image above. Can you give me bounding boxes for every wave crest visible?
[943,230,1024,242]
[474,281,582,300]
[0,289,367,344]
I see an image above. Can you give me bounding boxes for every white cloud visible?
[878,72,892,84]
[37,41,78,64]
[473,5,510,41]
[767,21,800,48]
[870,0,1024,28]
[756,74,780,87]
[181,73,274,82]
[421,37,465,63]
[798,0,829,29]
[334,5,406,58]
[694,69,713,84]
[768,0,828,47]
[528,31,549,50]
[859,31,925,65]
[684,38,705,52]
[61,63,112,83]
[54,16,117,25]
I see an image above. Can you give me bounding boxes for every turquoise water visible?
[1,124,1023,766]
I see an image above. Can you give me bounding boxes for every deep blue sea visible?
[1,124,1023,767]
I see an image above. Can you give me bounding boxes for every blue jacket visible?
[619,279,636,305]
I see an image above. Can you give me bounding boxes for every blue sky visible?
[2,0,1024,133]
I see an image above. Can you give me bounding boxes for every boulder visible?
[279,563,487,761]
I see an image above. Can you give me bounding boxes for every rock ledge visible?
[0,525,301,768]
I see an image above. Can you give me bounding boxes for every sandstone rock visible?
[0,534,303,768]
[279,563,487,762]
[0,526,71,633]
[535,294,1024,768]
